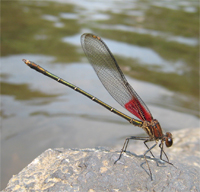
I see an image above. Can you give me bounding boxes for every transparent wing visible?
[81,33,153,122]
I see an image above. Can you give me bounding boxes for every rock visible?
[2,128,200,192]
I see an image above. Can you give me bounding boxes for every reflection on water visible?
[1,0,199,190]
[97,24,198,46]
[63,33,185,73]
[60,12,79,20]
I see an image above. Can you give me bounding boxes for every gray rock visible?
[2,128,200,192]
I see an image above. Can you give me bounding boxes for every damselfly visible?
[23,33,174,180]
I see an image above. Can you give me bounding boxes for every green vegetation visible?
[89,5,199,99]
[1,82,59,100]
[1,1,81,62]
[1,1,199,110]
[97,5,199,37]
[144,6,199,37]
[93,29,198,99]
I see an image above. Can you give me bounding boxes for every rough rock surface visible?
[2,128,200,192]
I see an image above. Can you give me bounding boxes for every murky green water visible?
[1,0,199,189]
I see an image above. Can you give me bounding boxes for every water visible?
[63,33,187,73]
[1,0,199,189]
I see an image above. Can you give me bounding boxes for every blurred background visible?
[1,0,199,189]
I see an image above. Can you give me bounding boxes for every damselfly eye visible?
[165,132,173,147]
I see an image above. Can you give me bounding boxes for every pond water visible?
[1,0,199,189]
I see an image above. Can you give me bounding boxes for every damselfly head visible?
[165,132,173,147]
